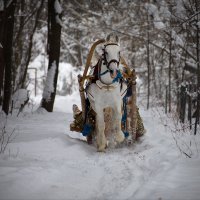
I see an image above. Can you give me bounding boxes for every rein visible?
[95,43,123,85]
[100,69,110,76]
[97,57,122,83]
[96,58,110,77]
[99,69,122,83]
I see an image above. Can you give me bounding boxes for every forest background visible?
[0,0,199,136]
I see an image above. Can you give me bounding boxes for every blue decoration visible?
[121,92,129,138]
[82,124,92,136]
[123,131,129,138]
[112,70,123,83]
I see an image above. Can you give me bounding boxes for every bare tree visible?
[1,0,16,114]
[146,8,151,110]
[0,1,5,105]
[194,0,200,134]
[13,0,45,90]
[41,0,62,112]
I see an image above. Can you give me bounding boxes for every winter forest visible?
[0,0,200,199]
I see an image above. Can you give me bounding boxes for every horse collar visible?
[96,80,119,91]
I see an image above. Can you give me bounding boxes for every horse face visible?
[104,44,120,78]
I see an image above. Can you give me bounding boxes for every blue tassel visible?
[121,114,126,123]
[123,131,129,138]
[121,95,127,124]
[121,92,129,138]
[82,124,92,136]
[112,70,122,83]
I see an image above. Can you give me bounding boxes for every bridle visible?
[102,43,120,74]
[97,42,122,84]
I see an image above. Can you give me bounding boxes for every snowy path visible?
[0,108,200,200]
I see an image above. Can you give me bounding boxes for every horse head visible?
[100,33,121,84]
[102,43,120,78]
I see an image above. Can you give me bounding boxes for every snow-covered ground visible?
[0,95,200,200]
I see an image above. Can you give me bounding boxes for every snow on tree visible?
[42,60,56,101]
[40,0,62,112]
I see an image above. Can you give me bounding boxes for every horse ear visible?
[106,34,111,42]
[115,35,119,43]
[106,33,119,44]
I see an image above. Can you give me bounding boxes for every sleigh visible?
[70,37,145,149]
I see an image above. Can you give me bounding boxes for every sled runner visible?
[70,33,145,151]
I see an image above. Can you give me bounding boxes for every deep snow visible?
[0,95,200,200]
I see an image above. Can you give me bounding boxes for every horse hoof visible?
[126,140,133,146]
[97,147,106,152]
[97,144,106,152]
[126,136,134,145]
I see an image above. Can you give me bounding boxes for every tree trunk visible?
[168,30,172,113]
[21,0,45,89]
[146,22,150,110]
[41,0,62,112]
[168,5,173,113]
[2,0,16,114]
[187,83,192,129]
[0,3,5,105]
[180,85,186,123]
[13,0,25,91]
[194,0,200,134]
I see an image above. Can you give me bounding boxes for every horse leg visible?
[113,106,125,144]
[96,110,107,152]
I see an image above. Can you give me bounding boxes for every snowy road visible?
[0,108,200,200]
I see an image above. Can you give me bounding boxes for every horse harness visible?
[102,43,120,70]
[89,58,123,91]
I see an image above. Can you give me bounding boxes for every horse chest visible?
[87,83,121,107]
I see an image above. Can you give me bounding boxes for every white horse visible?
[86,35,127,152]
